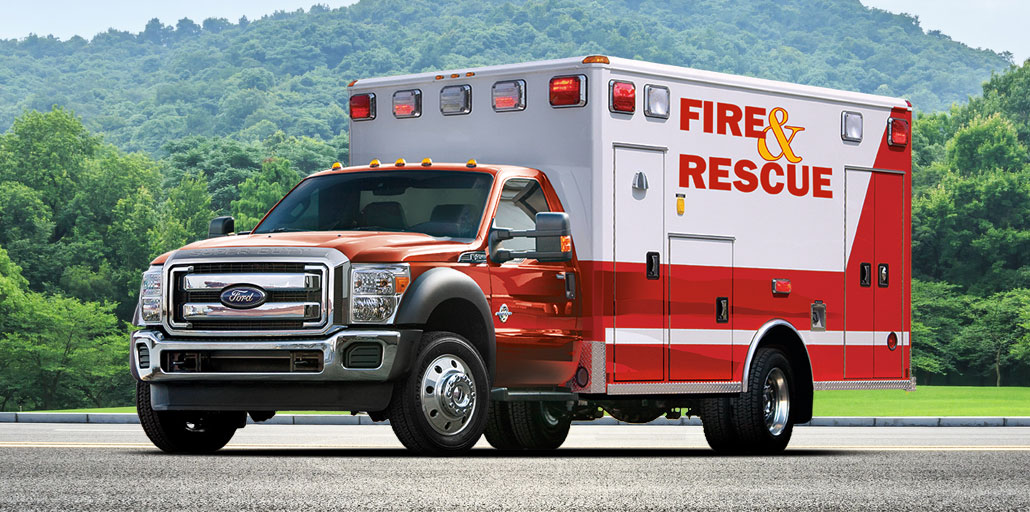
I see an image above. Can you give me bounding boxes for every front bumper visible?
[131,328,421,383]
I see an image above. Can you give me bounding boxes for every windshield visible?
[252,170,494,240]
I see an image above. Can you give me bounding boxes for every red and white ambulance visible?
[132,55,912,455]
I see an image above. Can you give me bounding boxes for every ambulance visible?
[131,56,913,455]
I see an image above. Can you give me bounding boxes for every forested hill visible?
[0,0,1011,154]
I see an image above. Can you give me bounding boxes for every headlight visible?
[138,266,163,325]
[350,264,410,323]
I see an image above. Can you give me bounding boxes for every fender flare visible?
[394,267,496,377]
[741,319,814,393]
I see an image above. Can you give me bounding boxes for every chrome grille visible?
[169,261,329,333]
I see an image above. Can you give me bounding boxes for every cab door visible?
[488,177,578,387]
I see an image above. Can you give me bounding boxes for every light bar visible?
[841,111,863,142]
[492,80,526,112]
[393,89,421,119]
[349,93,375,120]
[888,118,909,147]
[550,75,586,108]
[440,85,472,115]
[644,85,670,119]
[609,80,635,114]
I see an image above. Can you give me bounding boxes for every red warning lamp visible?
[888,118,909,147]
[772,278,792,295]
[349,93,375,120]
[550,75,586,107]
[609,80,635,113]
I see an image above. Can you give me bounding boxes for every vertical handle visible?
[860,262,872,287]
[716,297,729,323]
[878,263,889,287]
[646,251,660,280]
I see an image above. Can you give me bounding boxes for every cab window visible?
[494,178,550,252]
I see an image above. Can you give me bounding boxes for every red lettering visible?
[681,98,702,131]
[761,162,784,194]
[733,160,758,192]
[710,157,732,190]
[679,154,707,189]
[787,164,810,197]
[813,166,832,198]
[717,103,743,136]
[703,100,714,133]
[745,106,765,138]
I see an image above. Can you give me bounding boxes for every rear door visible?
[612,146,666,381]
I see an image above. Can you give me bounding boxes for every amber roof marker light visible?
[582,55,610,64]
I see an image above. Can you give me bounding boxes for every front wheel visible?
[387,331,490,455]
[733,348,795,454]
[136,382,241,454]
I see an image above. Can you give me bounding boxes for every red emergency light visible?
[888,118,909,147]
[772,278,791,295]
[350,93,375,120]
[609,80,635,113]
[550,75,586,107]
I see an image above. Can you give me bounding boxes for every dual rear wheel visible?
[700,348,795,454]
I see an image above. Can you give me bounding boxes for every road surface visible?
[1,423,1028,510]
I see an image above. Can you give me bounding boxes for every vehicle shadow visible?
[155,447,853,458]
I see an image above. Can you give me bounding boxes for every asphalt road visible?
[1,424,1028,511]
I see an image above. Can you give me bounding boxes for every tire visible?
[508,401,571,451]
[387,331,490,455]
[484,401,522,451]
[733,348,795,454]
[135,381,241,454]
[699,397,742,454]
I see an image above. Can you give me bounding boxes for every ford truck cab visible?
[132,161,577,455]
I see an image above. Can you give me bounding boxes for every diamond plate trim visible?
[570,340,606,394]
[606,381,742,395]
[813,378,915,391]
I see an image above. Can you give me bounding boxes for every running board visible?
[490,388,579,402]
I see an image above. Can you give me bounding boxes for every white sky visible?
[861,0,1028,63]
[0,1,358,40]
[0,0,1025,64]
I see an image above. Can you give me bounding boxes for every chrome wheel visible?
[420,354,477,436]
[763,367,790,436]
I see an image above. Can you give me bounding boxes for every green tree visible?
[956,289,1030,386]
[945,114,1026,175]
[0,182,54,287]
[150,174,215,255]
[230,158,301,231]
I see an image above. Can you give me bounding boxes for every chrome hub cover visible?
[420,354,477,436]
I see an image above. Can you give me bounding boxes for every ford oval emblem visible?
[219,285,268,309]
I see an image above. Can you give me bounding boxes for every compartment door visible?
[612,147,666,382]
[873,172,905,379]
[668,237,734,381]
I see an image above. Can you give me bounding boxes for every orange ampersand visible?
[757,107,804,163]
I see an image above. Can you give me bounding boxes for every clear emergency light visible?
[393,89,421,118]
[492,80,526,112]
[841,111,863,142]
[440,85,472,115]
[609,80,635,113]
[644,85,670,119]
[550,75,586,108]
[350,93,376,120]
[888,118,909,147]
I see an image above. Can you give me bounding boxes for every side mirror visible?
[208,216,235,238]
[489,212,573,264]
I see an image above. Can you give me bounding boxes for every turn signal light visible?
[550,75,586,108]
[350,93,375,120]
[889,118,909,147]
[560,235,572,253]
[772,279,792,295]
[394,276,410,294]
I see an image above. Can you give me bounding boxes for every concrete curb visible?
[3,412,1030,426]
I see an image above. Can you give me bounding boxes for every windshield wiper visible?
[269,227,303,233]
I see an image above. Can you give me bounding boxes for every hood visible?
[151,231,479,265]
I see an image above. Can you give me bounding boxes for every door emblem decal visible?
[495,304,512,323]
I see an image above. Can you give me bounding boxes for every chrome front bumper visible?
[131,328,420,383]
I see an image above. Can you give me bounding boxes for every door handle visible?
[716,297,729,323]
[859,262,871,287]
[556,272,577,300]
[646,252,660,280]
[878,263,889,287]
